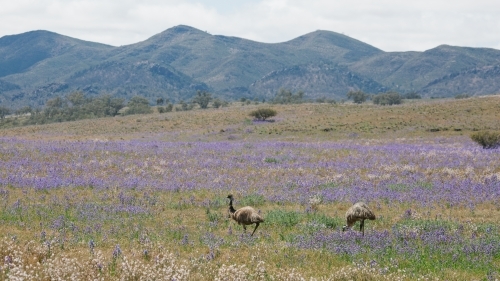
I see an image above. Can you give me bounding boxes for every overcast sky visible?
[1,0,499,52]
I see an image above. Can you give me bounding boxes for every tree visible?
[212,98,223,108]
[471,131,500,149]
[46,96,64,109]
[403,92,421,99]
[192,91,212,109]
[125,96,152,115]
[272,88,305,104]
[66,91,86,107]
[373,92,403,105]
[347,90,368,104]
[15,106,33,115]
[0,106,10,119]
[156,97,164,105]
[249,108,277,121]
[176,100,194,111]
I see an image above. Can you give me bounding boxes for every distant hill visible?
[1,25,500,108]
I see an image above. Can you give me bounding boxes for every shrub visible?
[272,88,305,104]
[249,108,277,121]
[470,131,500,149]
[455,93,471,99]
[373,92,403,105]
[403,92,422,99]
[346,90,368,104]
[125,96,153,115]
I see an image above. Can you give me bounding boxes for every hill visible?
[2,95,499,142]
[1,25,500,108]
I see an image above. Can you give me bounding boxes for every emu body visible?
[227,194,264,236]
[342,202,376,236]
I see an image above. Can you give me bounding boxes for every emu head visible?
[342,225,347,232]
[227,194,234,200]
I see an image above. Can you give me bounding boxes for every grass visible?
[0,96,499,280]
[1,95,499,142]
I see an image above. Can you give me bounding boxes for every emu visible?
[227,194,264,236]
[342,202,376,236]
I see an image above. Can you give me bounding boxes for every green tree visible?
[403,92,421,99]
[66,91,86,107]
[0,106,10,119]
[125,96,152,115]
[272,89,305,104]
[455,93,471,99]
[46,96,64,109]
[192,91,212,109]
[347,90,369,104]
[249,108,277,121]
[15,106,33,115]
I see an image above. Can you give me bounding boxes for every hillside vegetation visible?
[1,95,498,142]
[2,25,500,108]
[0,96,499,280]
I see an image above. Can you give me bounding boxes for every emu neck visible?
[228,199,236,214]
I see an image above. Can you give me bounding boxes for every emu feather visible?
[227,194,264,236]
[342,202,376,236]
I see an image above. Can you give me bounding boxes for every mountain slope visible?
[0,30,113,78]
[249,63,386,100]
[350,45,500,92]
[1,25,500,108]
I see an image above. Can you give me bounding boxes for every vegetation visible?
[157,103,173,113]
[12,92,126,125]
[373,91,403,105]
[249,108,277,121]
[470,131,500,149]
[176,99,195,111]
[0,96,499,279]
[0,131,499,279]
[124,96,153,115]
[271,88,305,104]
[192,90,213,109]
[403,92,421,99]
[0,106,10,119]
[455,93,471,99]
[347,90,369,104]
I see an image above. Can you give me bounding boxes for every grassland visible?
[0,96,499,280]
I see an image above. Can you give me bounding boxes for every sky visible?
[1,0,500,52]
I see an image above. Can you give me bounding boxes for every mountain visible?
[1,25,500,108]
[349,45,500,92]
[249,63,386,100]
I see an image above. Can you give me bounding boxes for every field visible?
[0,96,499,280]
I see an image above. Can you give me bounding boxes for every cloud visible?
[1,0,499,51]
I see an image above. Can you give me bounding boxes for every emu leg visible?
[360,220,365,236]
[251,223,260,236]
[243,225,247,233]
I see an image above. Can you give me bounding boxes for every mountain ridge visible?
[1,25,500,108]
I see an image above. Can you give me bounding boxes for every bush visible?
[373,92,403,105]
[470,131,500,149]
[272,88,305,104]
[249,108,277,121]
[346,90,368,104]
[125,96,152,115]
[403,92,422,99]
[455,93,471,99]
